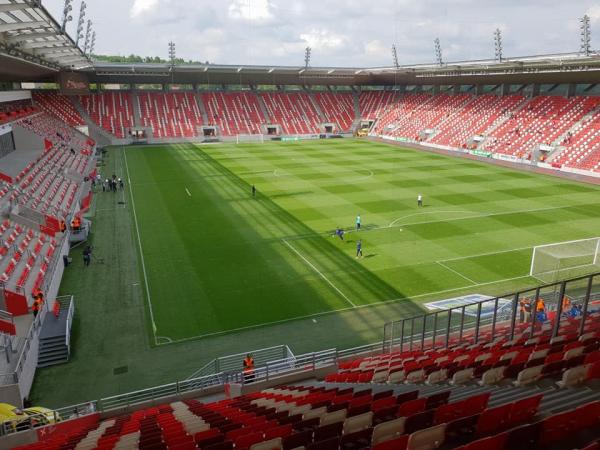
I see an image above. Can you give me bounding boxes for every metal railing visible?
[58,295,75,353]
[187,344,294,380]
[4,273,599,438]
[0,309,14,324]
[383,272,600,354]
[0,299,48,386]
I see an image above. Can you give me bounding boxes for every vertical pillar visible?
[566,84,576,98]
[531,84,540,98]
[475,85,484,95]
[500,83,511,96]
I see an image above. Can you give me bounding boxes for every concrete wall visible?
[12,124,44,152]
[0,383,24,407]
[0,427,37,449]
[0,91,31,103]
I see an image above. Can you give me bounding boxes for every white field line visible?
[281,238,356,308]
[436,261,478,285]
[185,187,192,197]
[123,148,159,345]
[354,169,374,181]
[155,272,533,346]
[388,210,474,228]
[385,203,584,231]
[438,245,534,263]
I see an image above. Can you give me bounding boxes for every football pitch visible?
[122,139,600,344]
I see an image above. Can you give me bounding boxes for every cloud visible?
[588,5,600,23]
[40,0,597,66]
[299,29,348,51]
[130,0,159,18]
[364,40,391,61]
[228,0,274,22]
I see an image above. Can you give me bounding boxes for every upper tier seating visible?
[0,105,36,125]
[261,92,321,135]
[32,91,85,127]
[79,92,134,138]
[202,92,266,136]
[12,113,93,219]
[483,96,599,158]
[137,92,203,138]
[380,93,473,141]
[359,91,398,120]
[429,95,527,148]
[371,93,437,136]
[0,218,57,297]
[551,102,600,173]
[314,93,355,132]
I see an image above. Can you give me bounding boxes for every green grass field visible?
[124,139,600,343]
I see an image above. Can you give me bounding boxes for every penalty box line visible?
[281,238,357,308]
[154,272,533,346]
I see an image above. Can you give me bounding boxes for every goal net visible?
[530,237,600,283]
[236,134,264,144]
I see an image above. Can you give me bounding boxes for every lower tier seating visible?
[14,381,600,450]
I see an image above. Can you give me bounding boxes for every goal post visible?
[235,134,265,144]
[529,237,600,283]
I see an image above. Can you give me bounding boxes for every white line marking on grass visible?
[155,272,534,346]
[157,336,173,344]
[282,238,356,308]
[436,261,478,285]
[438,245,533,263]
[353,169,374,181]
[341,203,585,235]
[123,148,159,346]
[388,210,473,228]
[185,187,192,197]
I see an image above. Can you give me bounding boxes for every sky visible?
[42,0,600,67]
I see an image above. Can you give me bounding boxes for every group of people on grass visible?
[92,173,124,192]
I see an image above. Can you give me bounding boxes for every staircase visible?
[194,92,209,124]
[306,91,326,124]
[131,90,142,127]
[37,297,74,368]
[547,102,600,163]
[351,92,362,132]
[69,97,115,147]
[255,92,272,124]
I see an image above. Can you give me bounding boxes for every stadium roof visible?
[0,0,91,79]
[82,51,600,86]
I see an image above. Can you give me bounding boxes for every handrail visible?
[1,299,48,386]
[59,295,75,350]
[2,273,597,438]
[0,309,14,323]
[382,272,600,353]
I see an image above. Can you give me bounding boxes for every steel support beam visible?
[0,21,47,33]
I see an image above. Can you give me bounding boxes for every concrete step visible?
[37,357,69,368]
[39,340,67,351]
[39,347,68,358]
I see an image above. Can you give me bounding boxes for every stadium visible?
[0,0,599,449]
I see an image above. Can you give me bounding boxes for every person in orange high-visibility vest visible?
[59,220,66,233]
[536,298,545,312]
[31,298,40,318]
[243,354,255,383]
[52,301,60,318]
[71,216,81,231]
[562,296,572,315]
